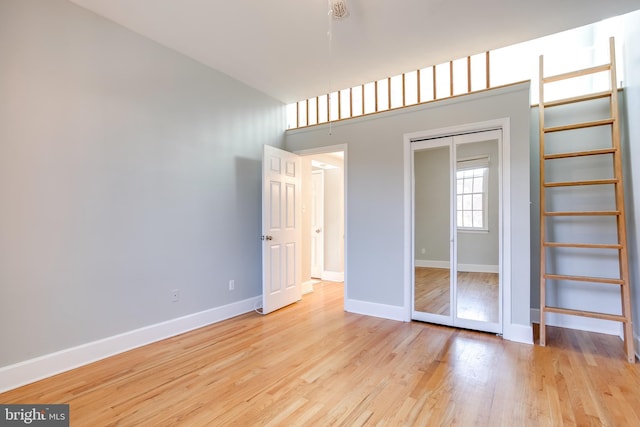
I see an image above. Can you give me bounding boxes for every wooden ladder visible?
[538,37,635,363]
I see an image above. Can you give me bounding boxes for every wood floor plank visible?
[1,281,639,426]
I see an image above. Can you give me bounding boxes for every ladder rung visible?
[544,178,618,187]
[544,118,614,133]
[542,91,612,108]
[543,306,626,323]
[544,210,620,216]
[543,242,623,249]
[543,64,611,84]
[544,148,616,160]
[544,273,623,285]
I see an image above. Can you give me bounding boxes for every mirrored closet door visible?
[412,130,502,334]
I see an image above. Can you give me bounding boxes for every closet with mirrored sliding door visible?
[411,130,503,334]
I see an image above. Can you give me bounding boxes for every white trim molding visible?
[321,270,345,282]
[345,298,406,322]
[302,279,319,294]
[414,260,450,269]
[0,296,261,393]
[503,324,534,344]
[458,264,499,274]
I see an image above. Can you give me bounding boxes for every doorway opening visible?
[298,146,346,298]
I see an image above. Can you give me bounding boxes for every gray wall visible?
[0,0,284,367]
[622,9,640,342]
[415,147,450,263]
[285,83,531,326]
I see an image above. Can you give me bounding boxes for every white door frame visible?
[294,144,348,303]
[410,131,503,334]
[403,119,512,335]
[310,169,325,279]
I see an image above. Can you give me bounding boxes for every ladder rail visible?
[538,54,548,346]
[608,37,635,362]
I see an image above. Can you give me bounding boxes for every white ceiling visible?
[69,0,640,104]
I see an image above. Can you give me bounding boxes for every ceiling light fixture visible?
[329,0,349,20]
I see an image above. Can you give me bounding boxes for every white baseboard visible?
[0,296,261,393]
[302,280,319,294]
[414,260,498,273]
[530,308,623,337]
[321,270,344,282]
[458,263,499,274]
[344,298,408,322]
[415,260,449,269]
[503,324,534,344]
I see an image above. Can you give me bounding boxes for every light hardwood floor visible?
[2,281,639,426]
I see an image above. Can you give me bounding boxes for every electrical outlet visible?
[229,279,235,291]
[171,289,180,302]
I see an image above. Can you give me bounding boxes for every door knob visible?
[316,228,322,233]
[260,235,273,241]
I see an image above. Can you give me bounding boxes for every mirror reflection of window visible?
[456,157,489,231]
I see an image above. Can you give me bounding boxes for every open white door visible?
[262,145,302,314]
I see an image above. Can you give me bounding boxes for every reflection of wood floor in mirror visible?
[414,267,450,315]
[415,267,499,323]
